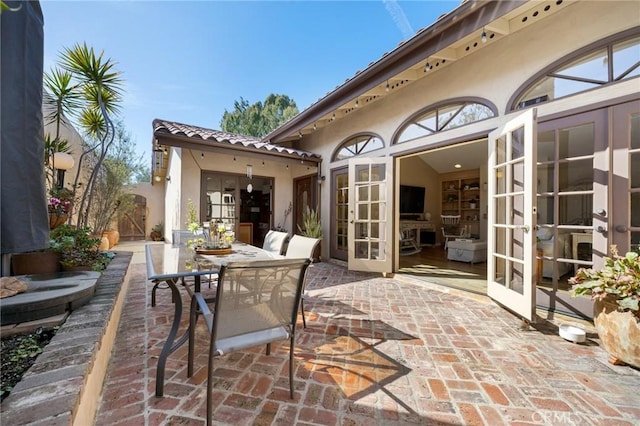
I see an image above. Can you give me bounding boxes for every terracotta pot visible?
[11,251,61,275]
[99,236,110,251]
[102,230,118,248]
[593,297,640,368]
[49,213,67,230]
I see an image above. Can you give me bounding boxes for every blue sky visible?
[41,0,456,162]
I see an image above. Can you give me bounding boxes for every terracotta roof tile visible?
[153,119,320,160]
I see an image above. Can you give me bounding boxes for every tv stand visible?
[400,221,436,247]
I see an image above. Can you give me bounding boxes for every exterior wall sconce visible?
[52,152,74,189]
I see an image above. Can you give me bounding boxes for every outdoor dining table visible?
[145,242,283,396]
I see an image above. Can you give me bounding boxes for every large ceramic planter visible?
[593,297,640,368]
[11,251,61,275]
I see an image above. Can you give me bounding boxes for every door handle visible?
[615,225,628,233]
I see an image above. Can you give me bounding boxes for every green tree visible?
[88,121,145,234]
[220,94,299,137]
[45,43,124,228]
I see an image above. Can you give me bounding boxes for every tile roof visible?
[153,118,321,161]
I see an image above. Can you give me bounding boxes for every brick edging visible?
[0,251,133,425]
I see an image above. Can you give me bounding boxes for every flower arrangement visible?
[48,197,71,215]
[570,245,640,313]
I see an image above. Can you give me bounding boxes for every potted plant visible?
[298,205,322,262]
[47,187,73,230]
[150,223,164,241]
[570,245,639,367]
[50,225,110,271]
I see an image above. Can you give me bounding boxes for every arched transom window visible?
[512,31,640,110]
[332,133,384,161]
[395,99,496,144]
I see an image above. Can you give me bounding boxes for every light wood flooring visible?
[398,245,573,296]
[398,245,488,294]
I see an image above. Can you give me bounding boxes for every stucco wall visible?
[296,1,638,260]
[161,148,316,242]
[128,181,164,239]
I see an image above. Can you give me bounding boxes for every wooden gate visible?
[118,194,146,241]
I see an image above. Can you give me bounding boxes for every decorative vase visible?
[99,236,110,251]
[102,230,118,248]
[49,213,67,230]
[593,297,640,368]
[11,251,61,275]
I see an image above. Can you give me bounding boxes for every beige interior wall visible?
[398,156,439,220]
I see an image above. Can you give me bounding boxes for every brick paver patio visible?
[96,243,640,425]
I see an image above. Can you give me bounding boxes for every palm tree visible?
[49,43,123,228]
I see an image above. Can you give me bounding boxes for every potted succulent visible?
[570,245,639,367]
[298,205,322,262]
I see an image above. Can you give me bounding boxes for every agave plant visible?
[298,205,322,239]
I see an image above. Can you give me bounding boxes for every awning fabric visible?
[1,1,49,255]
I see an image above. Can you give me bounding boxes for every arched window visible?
[394,99,496,144]
[332,133,384,161]
[511,30,640,111]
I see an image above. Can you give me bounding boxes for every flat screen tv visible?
[399,185,425,214]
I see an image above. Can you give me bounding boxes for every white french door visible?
[347,157,393,273]
[487,109,538,322]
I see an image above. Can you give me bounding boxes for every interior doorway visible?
[201,172,274,247]
[397,139,489,294]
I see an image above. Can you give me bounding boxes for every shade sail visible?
[1,1,49,255]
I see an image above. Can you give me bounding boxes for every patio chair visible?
[441,215,461,251]
[285,235,321,328]
[188,257,311,426]
[262,229,289,255]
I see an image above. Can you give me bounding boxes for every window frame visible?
[331,132,385,162]
[509,27,640,112]
[392,97,498,145]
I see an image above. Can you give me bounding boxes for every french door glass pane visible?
[537,196,555,224]
[355,222,368,238]
[558,194,593,225]
[559,123,594,158]
[631,152,640,188]
[538,130,555,161]
[509,262,525,294]
[631,193,640,227]
[558,159,593,191]
[357,204,369,220]
[537,164,554,193]
[496,136,506,163]
[631,114,639,149]
[357,185,369,202]
[512,127,525,159]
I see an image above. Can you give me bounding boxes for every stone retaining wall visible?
[0,251,132,425]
